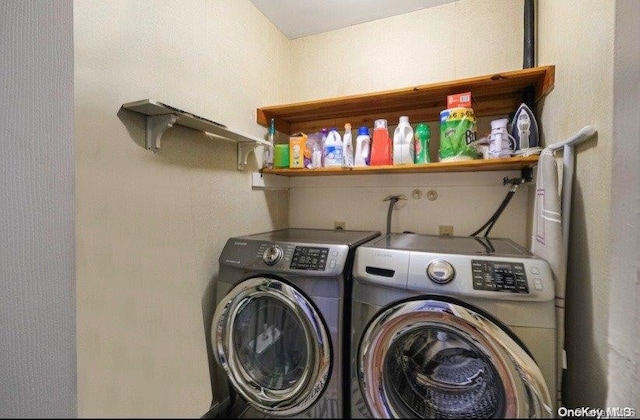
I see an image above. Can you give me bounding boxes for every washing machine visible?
[211,228,380,418]
[350,233,556,419]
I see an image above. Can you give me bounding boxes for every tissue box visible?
[447,92,472,109]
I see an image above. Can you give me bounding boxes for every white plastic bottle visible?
[323,127,343,167]
[393,116,414,165]
[343,123,354,167]
[354,126,371,166]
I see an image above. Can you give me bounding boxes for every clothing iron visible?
[510,103,539,152]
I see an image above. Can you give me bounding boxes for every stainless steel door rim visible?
[358,298,553,418]
[213,277,332,416]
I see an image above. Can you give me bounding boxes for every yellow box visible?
[289,133,307,169]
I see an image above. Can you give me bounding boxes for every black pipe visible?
[523,0,535,69]
[523,0,535,109]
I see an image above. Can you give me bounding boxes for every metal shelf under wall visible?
[122,99,269,170]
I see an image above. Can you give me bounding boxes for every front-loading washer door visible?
[213,276,331,417]
[358,297,553,419]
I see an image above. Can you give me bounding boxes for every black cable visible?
[470,185,519,237]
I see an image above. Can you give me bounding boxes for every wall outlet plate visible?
[439,225,454,236]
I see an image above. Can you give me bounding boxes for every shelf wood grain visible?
[257,66,554,135]
[261,155,539,177]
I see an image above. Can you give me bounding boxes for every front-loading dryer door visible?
[213,276,331,417]
[358,297,553,419]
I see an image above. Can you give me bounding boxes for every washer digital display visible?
[290,246,329,270]
[471,260,529,293]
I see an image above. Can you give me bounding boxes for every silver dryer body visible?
[350,233,557,419]
[211,228,379,419]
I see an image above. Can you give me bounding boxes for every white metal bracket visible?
[238,142,260,170]
[146,114,178,153]
[123,99,269,170]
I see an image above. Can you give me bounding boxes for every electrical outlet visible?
[439,225,454,236]
[334,221,345,230]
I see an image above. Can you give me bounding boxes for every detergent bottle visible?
[354,126,371,166]
[370,119,392,166]
[393,116,414,165]
[323,127,343,167]
[343,123,354,167]
[414,123,431,164]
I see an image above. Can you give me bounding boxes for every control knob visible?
[263,245,283,266]
[427,259,455,284]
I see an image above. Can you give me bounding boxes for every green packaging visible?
[414,123,431,164]
[274,144,290,168]
[439,107,478,161]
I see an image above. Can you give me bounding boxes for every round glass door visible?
[213,277,331,416]
[358,298,553,418]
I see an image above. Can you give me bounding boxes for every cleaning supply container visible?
[263,117,276,169]
[354,126,371,166]
[393,116,414,165]
[323,127,343,167]
[414,123,431,164]
[370,119,392,166]
[439,107,478,161]
[343,123,354,167]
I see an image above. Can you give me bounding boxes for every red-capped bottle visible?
[370,119,392,165]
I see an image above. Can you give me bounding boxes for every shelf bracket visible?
[146,114,179,152]
[238,142,262,170]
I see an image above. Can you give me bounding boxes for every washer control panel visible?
[262,245,284,266]
[290,246,329,271]
[353,246,555,302]
[427,260,455,284]
[471,260,529,293]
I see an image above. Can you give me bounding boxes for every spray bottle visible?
[263,117,276,168]
[343,123,354,167]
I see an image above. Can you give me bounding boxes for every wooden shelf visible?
[261,155,539,177]
[256,66,554,135]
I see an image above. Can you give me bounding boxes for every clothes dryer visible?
[211,228,380,418]
[351,233,556,418]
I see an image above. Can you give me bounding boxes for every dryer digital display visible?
[290,246,329,270]
[471,260,529,293]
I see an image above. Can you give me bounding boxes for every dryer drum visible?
[213,276,332,416]
[357,299,553,418]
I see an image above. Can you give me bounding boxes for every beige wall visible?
[74,0,625,416]
[287,0,531,244]
[538,0,614,408]
[74,0,290,417]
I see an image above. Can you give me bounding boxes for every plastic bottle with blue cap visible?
[354,126,371,166]
[323,127,343,167]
